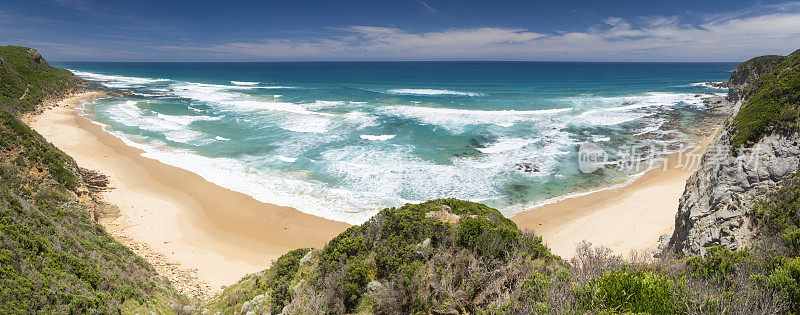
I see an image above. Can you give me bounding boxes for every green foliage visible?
[207,248,311,314]
[0,182,183,313]
[456,215,518,259]
[268,248,311,311]
[340,261,371,310]
[575,270,680,313]
[754,172,800,255]
[0,46,184,313]
[518,271,551,303]
[0,46,76,114]
[730,53,800,147]
[215,199,553,313]
[0,111,78,191]
[753,257,800,313]
[685,246,750,280]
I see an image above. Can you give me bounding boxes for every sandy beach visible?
[28,92,350,298]
[512,127,719,259]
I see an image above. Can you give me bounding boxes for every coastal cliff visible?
[0,46,187,313]
[659,50,800,257]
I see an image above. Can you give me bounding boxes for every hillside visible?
[205,199,798,314]
[0,46,77,114]
[0,46,188,313]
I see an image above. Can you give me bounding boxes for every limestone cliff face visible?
[657,51,800,257]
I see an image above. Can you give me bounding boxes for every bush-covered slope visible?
[0,46,187,313]
[727,54,788,103]
[207,199,800,314]
[0,46,77,114]
[208,199,558,314]
[730,52,800,147]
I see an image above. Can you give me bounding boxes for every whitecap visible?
[277,155,298,163]
[385,105,572,133]
[360,134,396,141]
[690,82,728,90]
[69,69,170,88]
[476,138,535,154]
[231,81,259,86]
[385,88,484,97]
[106,100,216,143]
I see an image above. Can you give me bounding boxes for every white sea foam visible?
[133,143,396,224]
[690,81,728,89]
[360,134,396,141]
[69,69,170,88]
[590,135,612,142]
[569,92,702,126]
[476,138,535,154]
[214,136,231,141]
[106,100,217,144]
[385,106,572,132]
[386,88,484,97]
[277,155,298,163]
[231,81,259,85]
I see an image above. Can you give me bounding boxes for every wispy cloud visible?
[413,0,436,13]
[186,9,800,61]
[49,0,91,12]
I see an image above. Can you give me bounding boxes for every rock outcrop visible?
[657,50,800,257]
[26,48,47,64]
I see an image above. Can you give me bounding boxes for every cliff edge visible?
[658,49,800,257]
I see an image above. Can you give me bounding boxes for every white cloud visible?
[190,9,800,61]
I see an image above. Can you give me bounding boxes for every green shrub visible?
[457,216,518,259]
[575,270,679,313]
[518,271,550,303]
[0,46,76,114]
[754,257,800,313]
[340,261,371,311]
[754,172,800,255]
[267,248,311,311]
[685,246,749,280]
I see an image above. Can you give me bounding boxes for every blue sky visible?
[1,0,799,61]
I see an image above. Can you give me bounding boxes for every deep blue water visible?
[55,61,736,223]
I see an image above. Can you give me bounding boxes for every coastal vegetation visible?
[206,198,800,314]
[730,52,800,147]
[0,46,76,114]
[0,46,187,313]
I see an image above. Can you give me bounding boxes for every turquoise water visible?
[57,62,735,223]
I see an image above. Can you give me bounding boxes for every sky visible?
[1,0,799,62]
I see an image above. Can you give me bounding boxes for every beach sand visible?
[28,92,350,298]
[512,128,719,260]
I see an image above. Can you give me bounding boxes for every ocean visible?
[56,61,736,224]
